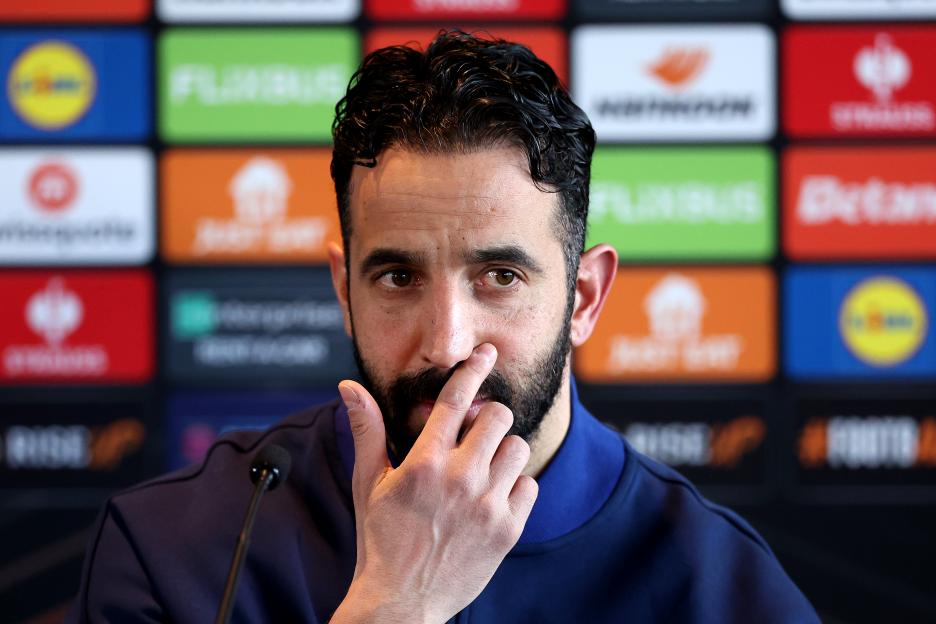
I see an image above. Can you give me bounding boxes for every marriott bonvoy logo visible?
[2,278,108,377]
[193,156,328,256]
[831,34,935,132]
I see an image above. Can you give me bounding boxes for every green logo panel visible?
[587,147,775,261]
[159,28,358,142]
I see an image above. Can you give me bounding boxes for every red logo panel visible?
[366,0,565,21]
[0,0,149,21]
[0,271,154,383]
[783,146,936,260]
[784,27,936,138]
[365,27,567,84]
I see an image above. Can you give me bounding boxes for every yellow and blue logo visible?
[7,41,97,130]
[839,277,928,367]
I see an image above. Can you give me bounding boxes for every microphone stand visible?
[213,465,276,624]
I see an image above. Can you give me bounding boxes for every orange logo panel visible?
[0,0,149,21]
[161,149,340,263]
[783,146,936,260]
[576,268,775,382]
[365,27,567,85]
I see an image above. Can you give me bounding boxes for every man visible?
[70,31,819,623]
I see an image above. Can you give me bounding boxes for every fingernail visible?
[338,383,360,410]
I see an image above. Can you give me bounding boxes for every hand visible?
[330,344,539,624]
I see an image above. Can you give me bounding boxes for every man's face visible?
[332,146,573,458]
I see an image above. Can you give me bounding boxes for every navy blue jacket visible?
[69,385,819,623]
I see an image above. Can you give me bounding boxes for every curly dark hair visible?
[330,30,596,295]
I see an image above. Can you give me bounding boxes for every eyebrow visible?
[359,248,428,277]
[464,245,544,275]
[358,244,545,277]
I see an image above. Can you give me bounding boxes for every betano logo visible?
[7,41,96,130]
[796,175,936,226]
[831,34,934,132]
[626,416,764,468]
[646,48,709,90]
[799,416,936,469]
[28,161,78,212]
[839,277,928,367]
[2,277,108,377]
[192,156,328,256]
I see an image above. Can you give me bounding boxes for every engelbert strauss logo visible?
[7,41,96,130]
[831,33,934,132]
[854,34,909,102]
[2,278,108,377]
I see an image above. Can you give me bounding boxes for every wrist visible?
[330,578,436,624]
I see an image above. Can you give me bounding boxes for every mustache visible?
[388,364,514,419]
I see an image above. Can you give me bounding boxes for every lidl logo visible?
[839,277,927,367]
[783,146,936,260]
[784,27,936,138]
[587,147,774,261]
[7,41,96,130]
[784,267,936,379]
[576,268,775,382]
[0,31,150,140]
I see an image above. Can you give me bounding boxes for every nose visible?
[418,281,475,371]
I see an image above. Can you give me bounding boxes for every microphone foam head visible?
[249,444,292,491]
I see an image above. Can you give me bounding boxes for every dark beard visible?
[351,315,572,461]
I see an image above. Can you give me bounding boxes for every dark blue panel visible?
[166,391,335,471]
[0,29,150,141]
[784,266,936,379]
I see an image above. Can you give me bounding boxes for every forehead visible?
[346,146,560,255]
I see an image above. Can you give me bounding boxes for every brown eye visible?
[489,269,516,287]
[389,270,412,287]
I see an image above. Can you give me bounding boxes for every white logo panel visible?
[783,0,936,20]
[157,0,359,22]
[573,25,775,142]
[0,148,154,265]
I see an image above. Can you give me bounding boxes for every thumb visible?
[338,380,391,493]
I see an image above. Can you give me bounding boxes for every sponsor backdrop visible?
[1,2,934,623]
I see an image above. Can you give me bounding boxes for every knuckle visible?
[501,435,530,465]
[475,495,499,526]
[407,456,442,484]
[484,403,514,431]
[444,468,475,498]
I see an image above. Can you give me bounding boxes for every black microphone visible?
[214,444,293,624]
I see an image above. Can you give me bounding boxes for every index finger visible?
[416,343,497,450]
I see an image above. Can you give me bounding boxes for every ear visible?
[327,241,353,337]
[570,243,618,347]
